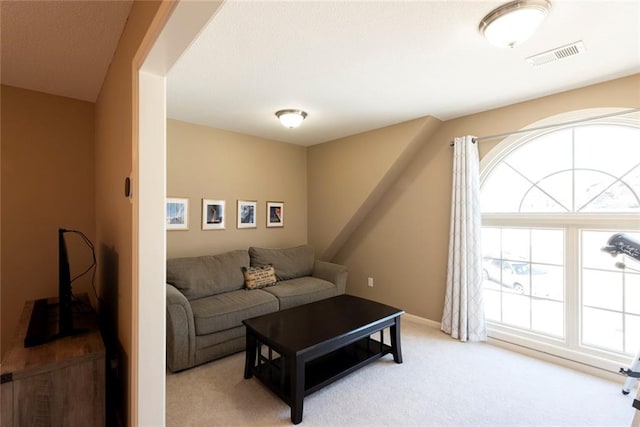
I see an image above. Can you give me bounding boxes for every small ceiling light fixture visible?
[479,0,551,48]
[275,109,308,129]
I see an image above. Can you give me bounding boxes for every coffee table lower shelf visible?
[251,337,392,403]
[243,295,403,424]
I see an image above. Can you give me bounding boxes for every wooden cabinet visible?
[1,296,105,426]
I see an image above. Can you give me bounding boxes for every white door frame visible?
[135,1,223,424]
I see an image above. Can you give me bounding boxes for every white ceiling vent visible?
[526,41,586,66]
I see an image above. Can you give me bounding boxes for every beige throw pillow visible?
[243,265,277,290]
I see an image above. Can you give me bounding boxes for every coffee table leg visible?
[290,356,305,424]
[391,316,403,364]
[244,332,257,379]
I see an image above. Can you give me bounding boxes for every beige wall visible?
[167,119,308,258]
[312,74,640,322]
[308,116,442,260]
[0,85,95,359]
[93,1,161,424]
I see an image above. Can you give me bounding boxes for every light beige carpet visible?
[166,318,636,426]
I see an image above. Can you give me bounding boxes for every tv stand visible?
[24,298,89,347]
[1,294,104,426]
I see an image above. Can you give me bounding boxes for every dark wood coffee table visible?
[243,294,404,424]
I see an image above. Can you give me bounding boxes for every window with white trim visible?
[480,115,640,369]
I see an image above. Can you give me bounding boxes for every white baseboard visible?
[402,313,441,329]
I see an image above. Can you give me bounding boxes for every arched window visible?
[480,111,640,369]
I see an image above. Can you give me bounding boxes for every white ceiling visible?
[167,0,640,146]
[1,1,638,146]
[1,0,132,102]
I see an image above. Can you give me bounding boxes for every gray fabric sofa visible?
[165,245,347,372]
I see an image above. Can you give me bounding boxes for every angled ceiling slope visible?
[1,0,133,102]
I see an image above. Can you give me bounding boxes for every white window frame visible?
[479,108,640,373]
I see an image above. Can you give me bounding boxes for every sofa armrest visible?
[312,260,348,294]
[166,284,196,372]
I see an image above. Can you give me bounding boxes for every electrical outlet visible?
[367,277,374,287]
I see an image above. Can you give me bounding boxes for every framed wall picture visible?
[237,200,257,229]
[266,201,284,228]
[202,199,225,230]
[166,197,189,230]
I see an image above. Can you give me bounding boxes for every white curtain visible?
[441,135,486,342]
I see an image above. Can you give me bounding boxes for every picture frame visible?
[237,200,257,229]
[166,197,189,230]
[266,201,284,228]
[202,199,225,230]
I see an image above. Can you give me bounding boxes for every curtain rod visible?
[449,108,640,147]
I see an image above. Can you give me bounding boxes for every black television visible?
[24,228,95,347]
[58,228,74,337]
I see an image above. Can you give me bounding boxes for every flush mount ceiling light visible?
[479,0,551,48]
[275,109,308,128]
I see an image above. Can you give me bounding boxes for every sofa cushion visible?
[195,325,245,351]
[261,276,338,310]
[242,265,277,290]
[167,249,249,300]
[249,245,315,281]
[190,289,278,335]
